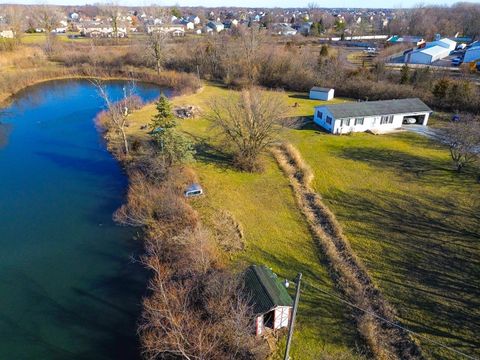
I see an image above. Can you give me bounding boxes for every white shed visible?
[309,87,335,101]
[244,265,293,336]
[314,98,432,135]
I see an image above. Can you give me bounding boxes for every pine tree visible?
[150,95,176,131]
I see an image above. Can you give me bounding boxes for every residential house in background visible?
[313,98,432,134]
[272,23,297,36]
[207,21,224,32]
[244,265,293,336]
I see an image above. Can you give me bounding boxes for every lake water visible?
[0,80,161,359]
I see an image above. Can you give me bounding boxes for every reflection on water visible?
[0,80,163,359]
[0,122,12,149]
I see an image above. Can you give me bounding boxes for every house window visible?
[355,117,364,125]
[326,116,332,125]
[341,119,350,127]
[380,115,393,124]
[317,111,323,119]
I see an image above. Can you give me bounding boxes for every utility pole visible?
[283,272,302,360]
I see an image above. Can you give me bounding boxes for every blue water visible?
[0,80,161,359]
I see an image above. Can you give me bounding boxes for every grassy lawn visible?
[127,84,362,359]
[284,128,480,360]
[128,83,479,359]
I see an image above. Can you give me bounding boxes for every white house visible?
[207,21,224,32]
[464,43,480,63]
[187,15,201,25]
[146,24,185,36]
[314,98,432,135]
[244,265,293,336]
[179,19,195,30]
[272,23,297,36]
[0,29,14,39]
[309,87,335,101]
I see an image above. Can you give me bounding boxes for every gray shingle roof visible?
[318,98,431,119]
[244,265,293,315]
[311,86,333,92]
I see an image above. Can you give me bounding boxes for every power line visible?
[303,282,478,360]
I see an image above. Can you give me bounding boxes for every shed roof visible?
[311,86,334,93]
[418,45,450,57]
[244,265,293,315]
[186,183,202,192]
[317,98,431,119]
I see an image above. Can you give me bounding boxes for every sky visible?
[0,0,468,8]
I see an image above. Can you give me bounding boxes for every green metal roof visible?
[244,265,293,314]
[317,98,432,119]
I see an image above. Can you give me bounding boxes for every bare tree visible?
[145,30,169,74]
[208,87,289,171]
[5,5,26,44]
[442,115,480,172]
[92,79,137,156]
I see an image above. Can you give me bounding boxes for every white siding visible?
[313,107,335,132]
[310,89,334,101]
[314,105,430,134]
[274,306,290,329]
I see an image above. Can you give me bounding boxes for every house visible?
[79,21,128,38]
[0,29,14,39]
[146,24,185,36]
[187,15,201,25]
[244,265,293,336]
[309,87,335,101]
[313,98,432,135]
[272,23,297,36]
[207,21,224,32]
[179,19,195,30]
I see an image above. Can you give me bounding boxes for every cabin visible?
[314,98,432,135]
[244,265,293,336]
[309,87,335,101]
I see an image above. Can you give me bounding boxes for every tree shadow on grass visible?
[337,145,478,187]
[325,188,480,358]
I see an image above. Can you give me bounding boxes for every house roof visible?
[317,98,431,119]
[417,45,450,57]
[244,265,293,315]
[311,86,334,93]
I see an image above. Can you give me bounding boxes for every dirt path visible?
[272,142,423,360]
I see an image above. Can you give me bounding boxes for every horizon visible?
[0,0,470,9]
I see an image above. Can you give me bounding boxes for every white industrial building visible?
[309,87,335,101]
[406,37,456,64]
[314,98,432,134]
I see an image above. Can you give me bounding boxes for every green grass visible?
[284,127,480,360]
[127,84,362,359]
[128,83,480,359]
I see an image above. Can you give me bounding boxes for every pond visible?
[0,80,162,359]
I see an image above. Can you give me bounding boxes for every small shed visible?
[244,265,293,336]
[309,87,335,101]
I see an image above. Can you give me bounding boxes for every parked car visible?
[451,57,463,66]
[403,117,417,124]
[184,183,203,197]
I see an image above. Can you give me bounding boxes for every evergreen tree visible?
[149,95,195,165]
[150,95,176,132]
[400,64,410,84]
